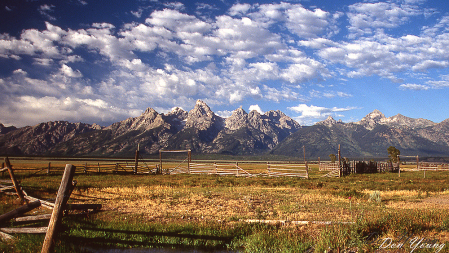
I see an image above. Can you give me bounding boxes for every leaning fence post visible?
[4,157,25,203]
[41,164,76,253]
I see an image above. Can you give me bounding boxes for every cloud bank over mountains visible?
[1,0,449,127]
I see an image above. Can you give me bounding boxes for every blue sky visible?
[1,0,449,127]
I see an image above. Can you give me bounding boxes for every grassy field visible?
[1,159,449,252]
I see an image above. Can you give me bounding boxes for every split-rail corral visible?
[0,157,101,253]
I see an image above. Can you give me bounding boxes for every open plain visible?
[1,158,449,252]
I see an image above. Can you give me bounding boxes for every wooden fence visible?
[1,160,160,176]
[172,162,253,177]
[267,163,309,178]
[80,162,159,174]
[418,162,449,171]
[319,161,400,177]
[319,162,339,171]
[0,158,101,252]
[418,162,449,178]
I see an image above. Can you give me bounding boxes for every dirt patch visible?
[424,194,449,205]
[387,192,449,209]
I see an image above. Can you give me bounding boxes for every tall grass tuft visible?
[369,191,382,203]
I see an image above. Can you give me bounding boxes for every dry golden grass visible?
[72,185,357,223]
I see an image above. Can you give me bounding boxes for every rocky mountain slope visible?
[0,121,100,155]
[272,111,449,158]
[0,100,301,156]
[1,102,449,158]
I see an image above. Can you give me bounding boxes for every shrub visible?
[369,191,381,203]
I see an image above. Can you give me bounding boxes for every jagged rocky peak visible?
[106,107,165,134]
[385,114,435,129]
[365,109,386,122]
[357,109,386,130]
[91,123,103,130]
[164,107,188,121]
[164,107,188,131]
[265,110,285,118]
[167,107,188,117]
[264,110,301,130]
[191,100,213,116]
[141,107,159,118]
[0,123,17,134]
[185,100,223,130]
[356,110,437,130]
[248,109,261,119]
[225,106,249,130]
[317,115,338,127]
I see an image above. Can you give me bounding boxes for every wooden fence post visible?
[41,164,76,253]
[416,155,419,170]
[188,150,191,173]
[159,150,162,174]
[134,150,139,174]
[338,145,341,178]
[47,162,51,175]
[4,157,25,203]
[305,161,309,179]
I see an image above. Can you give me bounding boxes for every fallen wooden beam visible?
[0,227,48,234]
[0,186,14,192]
[24,196,54,209]
[0,231,14,241]
[14,214,52,223]
[0,200,41,224]
[243,219,355,225]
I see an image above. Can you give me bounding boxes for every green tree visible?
[387,146,400,163]
[329,154,337,163]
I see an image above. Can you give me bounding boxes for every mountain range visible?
[1,100,449,159]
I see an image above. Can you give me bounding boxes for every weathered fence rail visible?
[319,162,339,171]
[267,163,309,178]
[0,159,102,252]
[418,162,449,170]
[80,162,159,174]
[173,162,253,177]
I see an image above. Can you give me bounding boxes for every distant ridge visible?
[1,102,449,158]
